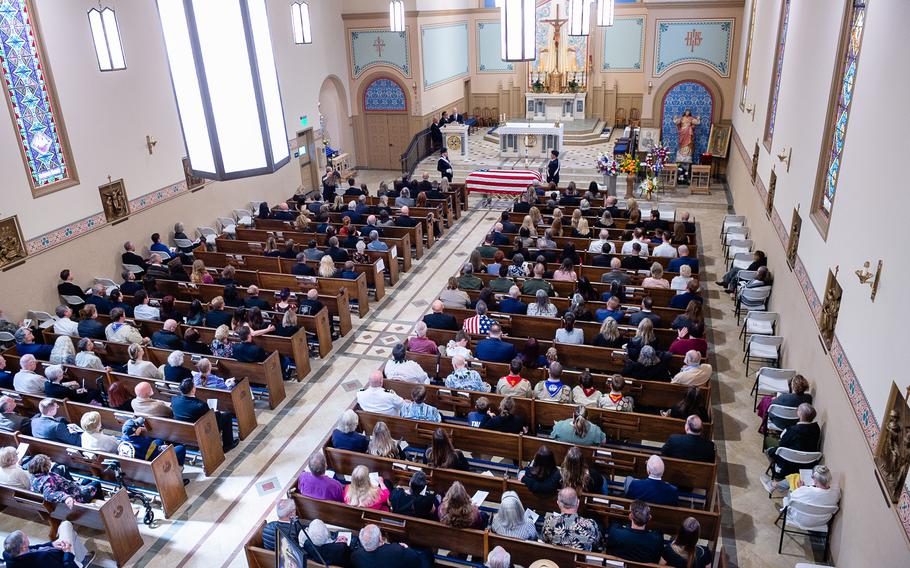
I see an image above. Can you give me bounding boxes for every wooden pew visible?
[442,307,684,351]
[390,354,712,417]
[1,431,187,518]
[244,521,274,568]
[258,271,370,319]
[0,484,142,566]
[253,217,427,260]
[291,493,666,568]
[352,411,716,498]
[235,227,411,276]
[106,372,257,440]
[155,278,352,338]
[206,243,386,301]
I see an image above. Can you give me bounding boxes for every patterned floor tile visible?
[366,322,388,332]
[345,343,368,355]
[342,380,363,392]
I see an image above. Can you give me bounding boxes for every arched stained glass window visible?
[763,0,791,150]
[812,0,867,237]
[0,0,77,196]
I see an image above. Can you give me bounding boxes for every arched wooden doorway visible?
[361,75,411,170]
[660,80,714,163]
[318,75,354,163]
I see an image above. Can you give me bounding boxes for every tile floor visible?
[0,181,825,567]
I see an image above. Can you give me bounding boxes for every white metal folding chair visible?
[233,209,253,226]
[763,404,800,442]
[28,310,58,330]
[723,226,749,258]
[741,311,779,350]
[217,217,237,238]
[744,334,782,374]
[122,264,144,276]
[174,237,195,250]
[778,499,838,561]
[197,227,219,248]
[60,294,86,309]
[735,286,772,323]
[249,201,265,214]
[720,214,745,237]
[0,331,14,348]
[751,366,796,410]
[726,239,753,266]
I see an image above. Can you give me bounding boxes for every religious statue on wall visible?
[766,169,777,218]
[787,208,802,270]
[818,269,842,350]
[751,142,760,183]
[0,216,27,270]
[874,383,910,504]
[98,178,130,223]
[672,110,701,163]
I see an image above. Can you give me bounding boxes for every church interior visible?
[0,0,905,567]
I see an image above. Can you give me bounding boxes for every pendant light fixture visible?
[389,0,405,32]
[567,0,591,37]
[291,2,312,45]
[500,0,536,62]
[596,0,614,27]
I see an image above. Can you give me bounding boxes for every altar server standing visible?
[547,149,561,185]
[437,148,453,182]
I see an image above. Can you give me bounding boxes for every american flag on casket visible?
[464,169,542,195]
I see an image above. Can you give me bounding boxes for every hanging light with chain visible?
[500,0,536,62]
[596,0,614,27]
[389,1,405,32]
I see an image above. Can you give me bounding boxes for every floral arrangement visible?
[618,153,639,176]
[639,176,659,199]
[645,143,671,174]
[595,154,618,176]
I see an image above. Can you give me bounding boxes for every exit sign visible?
[300,115,308,126]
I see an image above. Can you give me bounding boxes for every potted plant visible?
[532,80,545,93]
[567,80,579,93]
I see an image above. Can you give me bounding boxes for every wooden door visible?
[386,115,411,172]
[365,115,391,169]
[296,129,319,192]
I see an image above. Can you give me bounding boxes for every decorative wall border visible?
[654,18,735,78]
[731,126,910,538]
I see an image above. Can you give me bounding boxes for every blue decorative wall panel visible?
[421,23,469,88]
[477,21,513,73]
[350,29,410,78]
[654,19,734,77]
[0,0,73,192]
[364,78,407,112]
[602,17,644,71]
[661,81,713,162]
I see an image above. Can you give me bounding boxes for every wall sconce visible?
[647,81,653,94]
[855,260,883,301]
[146,135,157,155]
[777,146,792,172]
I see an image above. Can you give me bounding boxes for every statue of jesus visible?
[673,109,701,163]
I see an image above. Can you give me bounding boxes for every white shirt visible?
[81,431,119,453]
[653,243,678,258]
[13,370,44,395]
[588,239,614,253]
[53,318,79,337]
[128,360,160,379]
[134,304,161,321]
[0,464,30,490]
[671,275,691,293]
[784,485,840,528]
[357,386,404,416]
[445,342,473,359]
[75,351,104,370]
[383,360,429,384]
[621,238,649,256]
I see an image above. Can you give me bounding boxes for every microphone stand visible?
[292,517,329,568]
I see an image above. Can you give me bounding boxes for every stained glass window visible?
[0,0,77,196]
[739,0,757,111]
[763,0,791,149]
[816,0,867,223]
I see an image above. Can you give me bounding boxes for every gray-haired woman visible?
[491,490,538,540]
[622,345,671,382]
[527,289,558,317]
[331,409,368,452]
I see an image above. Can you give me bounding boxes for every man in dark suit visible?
[474,324,516,363]
[31,399,82,446]
[297,289,325,317]
[0,395,29,432]
[14,328,53,360]
[624,455,679,506]
[121,241,148,272]
[678,211,696,233]
[422,300,458,331]
[429,118,443,148]
[498,287,528,315]
[204,297,232,328]
[546,149,560,185]
[668,245,699,274]
[84,284,112,315]
[340,203,362,225]
[499,211,518,234]
[621,244,651,271]
[119,270,143,296]
[243,286,271,310]
[558,185,579,207]
[325,237,349,262]
[232,328,267,363]
[604,500,663,564]
[151,319,183,350]
[604,195,622,219]
[644,210,666,234]
[450,107,464,124]
[56,269,86,302]
[2,528,89,568]
[350,524,422,568]
[291,253,315,276]
[513,195,531,214]
[669,279,704,310]
[660,416,716,463]
[591,242,615,267]
[437,148,453,182]
[767,403,822,480]
[144,254,171,281]
[394,207,419,228]
[627,297,661,327]
[172,378,236,451]
[416,172,433,195]
[77,307,106,340]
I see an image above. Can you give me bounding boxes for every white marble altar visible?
[524,92,586,122]
[498,122,565,158]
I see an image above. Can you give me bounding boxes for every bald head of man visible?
[368,370,384,388]
[135,381,155,399]
[431,299,445,314]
